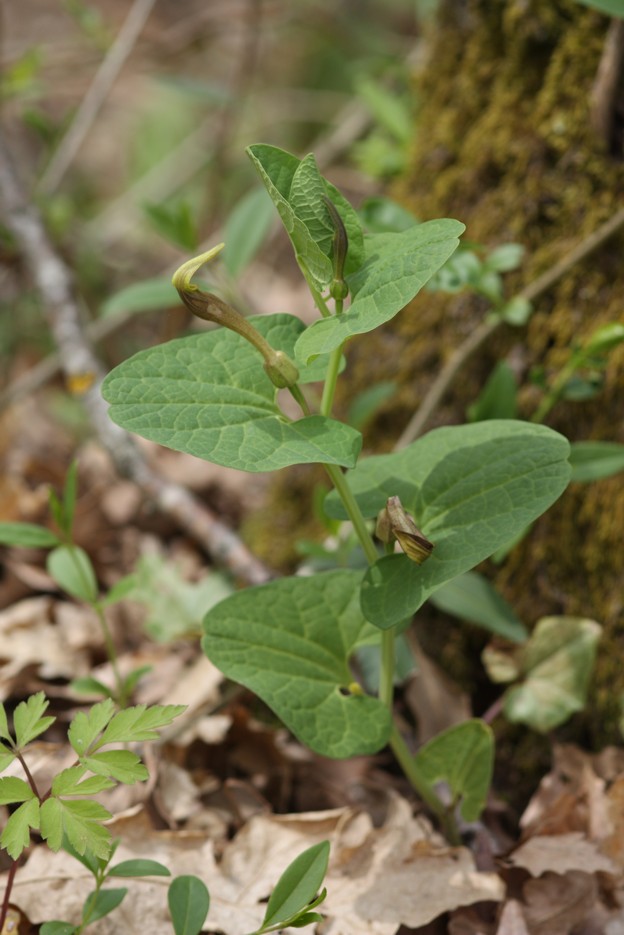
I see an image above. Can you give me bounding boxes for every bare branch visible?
[37,0,158,195]
[0,137,271,587]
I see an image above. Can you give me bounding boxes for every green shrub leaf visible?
[262,841,329,929]
[295,219,464,361]
[324,421,570,629]
[102,313,361,473]
[100,278,179,318]
[82,750,148,784]
[415,720,494,821]
[203,570,391,758]
[168,875,210,935]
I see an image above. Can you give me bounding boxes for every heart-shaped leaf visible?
[202,570,391,758]
[325,421,570,628]
[295,219,464,361]
[415,720,494,821]
[102,314,361,473]
[502,616,601,732]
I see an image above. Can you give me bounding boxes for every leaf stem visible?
[15,750,40,798]
[322,464,378,566]
[94,604,126,706]
[389,725,461,845]
[308,283,332,319]
[320,343,344,417]
[0,860,18,933]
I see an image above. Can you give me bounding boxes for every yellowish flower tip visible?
[347,681,364,696]
[172,243,226,293]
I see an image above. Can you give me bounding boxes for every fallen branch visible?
[0,137,271,587]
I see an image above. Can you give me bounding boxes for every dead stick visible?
[0,137,271,587]
[395,205,624,448]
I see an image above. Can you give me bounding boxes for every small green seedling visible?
[102,143,573,842]
[0,464,149,706]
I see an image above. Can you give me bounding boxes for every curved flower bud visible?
[322,195,349,303]
[172,246,300,390]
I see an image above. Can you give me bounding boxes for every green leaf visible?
[0,522,60,548]
[109,859,171,878]
[82,750,148,784]
[503,616,601,733]
[324,421,570,629]
[82,887,128,923]
[143,200,198,251]
[97,704,185,747]
[467,361,517,422]
[168,875,210,935]
[222,186,275,277]
[355,76,412,143]
[358,196,418,234]
[203,570,391,758]
[499,296,532,326]
[70,677,115,699]
[47,545,98,603]
[102,313,362,473]
[295,219,464,362]
[584,322,624,353]
[262,841,329,929]
[125,554,233,642]
[0,743,16,772]
[246,144,364,286]
[429,572,527,643]
[40,922,77,935]
[0,776,36,805]
[246,144,332,288]
[347,381,397,431]
[68,699,116,755]
[0,798,40,858]
[100,278,179,318]
[415,720,494,821]
[0,705,9,741]
[99,573,140,607]
[13,692,55,747]
[574,0,624,18]
[569,441,624,482]
[40,797,113,858]
[483,243,524,273]
[289,911,325,927]
[51,766,115,797]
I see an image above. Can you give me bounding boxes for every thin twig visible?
[395,205,624,448]
[37,0,158,195]
[0,137,271,587]
[590,18,624,148]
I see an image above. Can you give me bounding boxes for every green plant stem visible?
[531,354,582,423]
[389,725,461,846]
[308,282,332,318]
[15,750,40,798]
[322,462,459,841]
[322,464,377,566]
[320,344,344,417]
[94,604,126,706]
[288,383,311,416]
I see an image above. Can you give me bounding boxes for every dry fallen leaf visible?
[509,832,617,878]
[522,870,597,935]
[494,900,530,935]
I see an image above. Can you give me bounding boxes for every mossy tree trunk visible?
[367,0,624,747]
